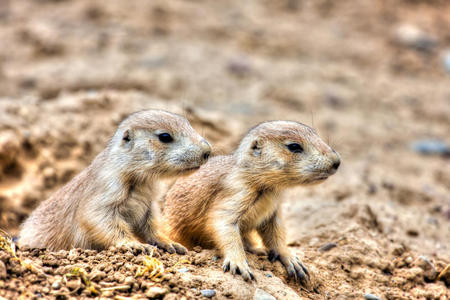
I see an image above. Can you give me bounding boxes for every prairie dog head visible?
[109,109,211,181]
[236,121,340,187]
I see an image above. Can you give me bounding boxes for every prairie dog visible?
[20,109,211,253]
[164,121,340,282]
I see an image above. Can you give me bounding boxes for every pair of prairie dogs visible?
[20,109,340,283]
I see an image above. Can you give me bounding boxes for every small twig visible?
[100,285,131,292]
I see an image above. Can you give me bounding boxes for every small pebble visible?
[201,289,216,298]
[254,288,276,300]
[119,245,129,253]
[162,273,173,281]
[146,286,168,298]
[365,294,382,300]
[67,250,78,261]
[411,139,450,156]
[177,267,189,273]
[96,263,107,271]
[51,281,61,290]
[124,252,134,260]
[227,57,252,77]
[394,23,436,52]
[66,280,81,291]
[124,276,135,286]
[102,291,114,297]
[415,256,437,281]
[318,242,337,252]
[89,271,106,282]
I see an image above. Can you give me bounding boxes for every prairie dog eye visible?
[287,143,303,153]
[123,130,131,142]
[158,133,173,143]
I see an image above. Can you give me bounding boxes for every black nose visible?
[203,151,211,160]
[332,160,340,170]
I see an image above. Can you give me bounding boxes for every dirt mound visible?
[0,230,448,299]
[0,242,301,299]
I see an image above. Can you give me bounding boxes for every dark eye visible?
[122,130,131,143]
[158,133,173,143]
[287,143,303,153]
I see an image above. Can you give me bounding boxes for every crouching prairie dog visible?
[164,121,340,282]
[20,109,211,253]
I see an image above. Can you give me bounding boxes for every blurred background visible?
[0,0,449,298]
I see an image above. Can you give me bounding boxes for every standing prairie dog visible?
[20,109,211,253]
[164,121,340,282]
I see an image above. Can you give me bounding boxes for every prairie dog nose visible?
[203,151,211,160]
[328,149,341,174]
[332,159,340,170]
[200,140,212,161]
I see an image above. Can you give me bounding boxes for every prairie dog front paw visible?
[116,240,153,254]
[147,236,187,254]
[268,249,309,284]
[222,256,255,281]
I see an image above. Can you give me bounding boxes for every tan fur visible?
[164,120,340,282]
[19,109,211,253]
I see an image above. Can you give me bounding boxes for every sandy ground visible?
[0,0,449,299]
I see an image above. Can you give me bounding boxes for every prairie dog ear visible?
[250,139,262,157]
[121,129,134,147]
